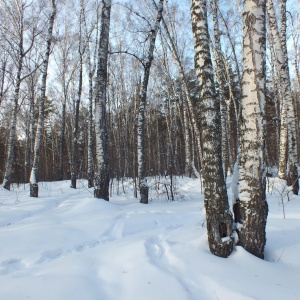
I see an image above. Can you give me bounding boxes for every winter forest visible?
[1,0,300,296]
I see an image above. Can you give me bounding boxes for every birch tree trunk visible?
[24,80,36,183]
[267,0,299,194]
[3,54,22,190]
[191,0,233,258]
[212,0,230,177]
[30,0,56,197]
[59,100,66,180]
[94,0,111,200]
[155,0,203,174]
[70,57,82,189]
[138,0,164,204]
[280,0,299,194]
[2,2,27,190]
[82,0,98,188]
[236,0,268,259]
[87,58,94,188]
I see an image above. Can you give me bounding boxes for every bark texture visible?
[30,0,56,197]
[237,0,268,259]
[2,5,25,190]
[94,0,111,200]
[267,0,299,194]
[191,0,233,258]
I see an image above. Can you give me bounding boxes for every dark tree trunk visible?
[138,0,164,204]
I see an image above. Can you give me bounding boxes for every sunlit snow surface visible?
[0,177,300,300]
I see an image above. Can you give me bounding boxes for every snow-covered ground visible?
[0,177,300,300]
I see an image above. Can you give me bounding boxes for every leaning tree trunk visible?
[138,0,164,204]
[30,0,56,197]
[236,0,268,259]
[155,0,203,174]
[212,0,230,178]
[267,0,299,194]
[94,0,111,200]
[191,0,233,258]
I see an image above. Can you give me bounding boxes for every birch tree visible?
[83,0,99,188]
[30,0,56,197]
[138,0,164,204]
[211,0,230,177]
[2,0,39,190]
[191,0,233,257]
[156,0,202,177]
[236,0,268,259]
[71,0,86,189]
[267,0,299,195]
[94,0,111,200]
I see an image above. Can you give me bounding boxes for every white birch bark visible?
[30,0,56,197]
[2,54,22,190]
[87,53,94,188]
[3,3,27,190]
[191,0,233,258]
[94,0,111,200]
[236,0,268,259]
[267,0,299,194]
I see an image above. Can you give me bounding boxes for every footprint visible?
[0,258,26,275]
[145,236,164,261]
[34,249,63,264]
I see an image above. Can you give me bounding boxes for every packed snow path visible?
[0,178,300,300]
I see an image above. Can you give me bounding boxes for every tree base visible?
[94,174,109,200]
[70,178,76,189]
[236,199,268,259]
[88,176,94,188]
[207,213,233,258]
[94,188,109,200]
[140,186,149,204]
[30,183,38,197]
[209,239,233,258]
[3,181,10,191]
[286,165,299,195]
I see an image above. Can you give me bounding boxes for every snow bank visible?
[0,177,299,300]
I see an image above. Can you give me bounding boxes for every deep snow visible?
[0,177,300,300]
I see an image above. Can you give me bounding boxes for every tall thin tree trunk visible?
[2,51,23,190]
[155,0,203,172]
[138,0,164,204]
[267,0,299,194]
[212,0,230,178]
[71,57,83,189]
[30,0,56,197]
[94,0,111,200]
[191,0,233,258]
[59,101,66,180]
[183,101,192,177]
[87,66,94,188]
[236,0,268,259]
